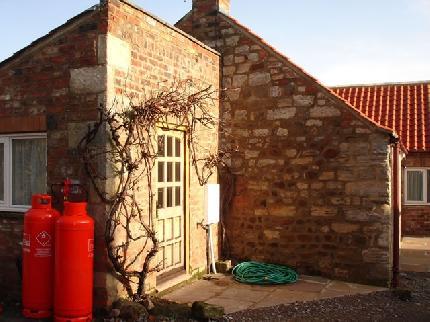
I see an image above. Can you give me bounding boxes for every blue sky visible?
[0,0,429,85]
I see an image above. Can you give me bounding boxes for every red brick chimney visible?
[192,0,231,16]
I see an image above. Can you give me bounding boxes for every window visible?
[0,134,47,211]
[404,168,430,205]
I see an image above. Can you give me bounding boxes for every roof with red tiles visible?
[332,82,430,152]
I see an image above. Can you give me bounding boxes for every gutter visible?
[391,139,401,288]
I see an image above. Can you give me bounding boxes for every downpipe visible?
[391,141,400,288]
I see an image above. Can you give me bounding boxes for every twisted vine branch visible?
[78,79,232,300]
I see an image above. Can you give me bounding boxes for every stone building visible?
[177,0,404,288]
[0,0,414,307]
[334,82,430,236]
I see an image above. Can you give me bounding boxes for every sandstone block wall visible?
[402,152,430,236]
[177,10,394,285]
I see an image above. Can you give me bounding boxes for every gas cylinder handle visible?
[38,195,51,206]
[50,182,89,201]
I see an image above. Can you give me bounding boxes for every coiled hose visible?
[232,261,299,285]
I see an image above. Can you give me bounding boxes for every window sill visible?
[0,207,28,213]
[0,211,25,219]
[404,203,430,207]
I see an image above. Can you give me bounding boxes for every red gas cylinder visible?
[54,202,94,322]
[22,194,60,318]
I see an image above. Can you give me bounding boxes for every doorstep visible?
[156,272,192,294]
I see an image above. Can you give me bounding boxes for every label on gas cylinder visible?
[35,248,52,257]
[88,239,94,258]
[88,239,94,257]
[34,231,52,257]
[23,233,30,253]
[36,231,51,247]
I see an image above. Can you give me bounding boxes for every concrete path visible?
[400,237,430,272]
[162,274,385,314]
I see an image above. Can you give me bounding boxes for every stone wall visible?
[0,8,104,302]
[402,152,430,236]
[177,6,394,285]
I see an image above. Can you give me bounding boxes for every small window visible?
[405,168,430,204]
[0,134,47,211]
[0,142,4,202]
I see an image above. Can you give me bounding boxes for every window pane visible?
[175,162,181,182]
[167,187,173,207]
[158,162,164,182]
[157,188,164,209]
[175,187,181,206]
[12,138,47,206]
[158,136,165,157]
[0,143,3,201]
[407,170,424,201]
[427,170,430,203]
[175,138,181,157]
[167,136,173,157]
[167,162,173,182]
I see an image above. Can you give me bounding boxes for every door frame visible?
[155,124,190,280]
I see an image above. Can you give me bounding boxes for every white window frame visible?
[0,133,47,212]
[404,168,429,205]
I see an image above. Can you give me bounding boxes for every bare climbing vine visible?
[78,79,233,301]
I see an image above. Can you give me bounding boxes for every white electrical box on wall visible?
[205,184,220,224]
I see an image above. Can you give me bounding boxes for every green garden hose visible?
[232,261,299,285]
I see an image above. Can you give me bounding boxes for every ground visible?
[400,237,430,272]
[1,237,429,321]
[162,274,385,314]
[221,272,430,322]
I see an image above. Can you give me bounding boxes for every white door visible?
[156,129,185,274]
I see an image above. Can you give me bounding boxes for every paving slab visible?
[252,289,321,309]
[204,297,255,314]
[216,287,272,303]
[400,237,430,273]
[319,288,350,299]
[161,274,387,314]
[280,280,327,293]
[162,279,227,303]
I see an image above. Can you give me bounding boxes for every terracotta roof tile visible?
[332,82,430,152]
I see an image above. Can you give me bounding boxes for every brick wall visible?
[0,214,23,303]
[402,152,430,236]
[177,7,394,286]
[0,0,220,306]
[0,7,105,303]
[103,0,220,299]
